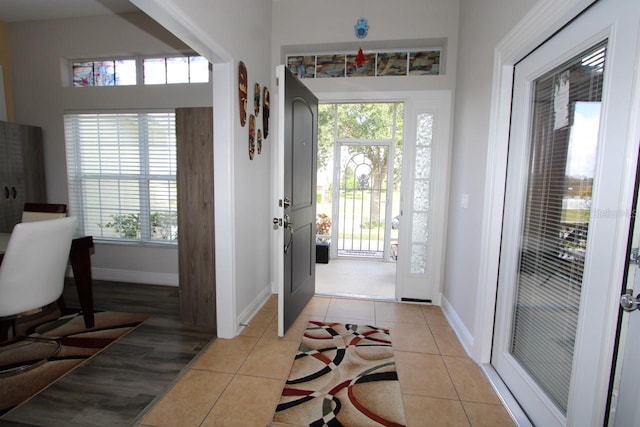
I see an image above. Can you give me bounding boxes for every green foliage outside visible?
[561,209,590,224]
[318,103,404,189]
[101,212,177,241]
[317,103,403,245]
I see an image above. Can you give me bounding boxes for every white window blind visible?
[510,41,606,413]
[64,112,177,243]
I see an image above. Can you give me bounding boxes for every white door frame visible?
[611,172,640,425]
[314,90,452,303]
[476,0,640,424]
[474,0,598,362]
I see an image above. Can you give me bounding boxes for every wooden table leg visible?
[69,236,95,328]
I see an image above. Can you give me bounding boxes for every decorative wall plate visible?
[257,129,263,155]
[254,82,261,115]
[238,61,248,127]
[262,86,270,139]
[248,114,256,160]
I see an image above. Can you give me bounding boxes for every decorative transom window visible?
[71,56,209,87]
[287,49,440,78]
[64,112,178,244]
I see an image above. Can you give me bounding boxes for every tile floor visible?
[316,258,396,299]
[136,296,515,427]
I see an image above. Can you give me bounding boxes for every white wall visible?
[7,12,212,286]
[271,0,459,94]
[131,0,274,336]
[271,0,460,305]
[443,0,540,346]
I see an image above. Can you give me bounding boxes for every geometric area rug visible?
[271,321,407,427]
[0,310,149,417]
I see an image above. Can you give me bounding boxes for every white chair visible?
[0,217,76,375]
[21,203,67,223]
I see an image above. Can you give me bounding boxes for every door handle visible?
[3,186,8,199]
[284,214,294,254]
[620,289,640,312]
[11,186,16,199]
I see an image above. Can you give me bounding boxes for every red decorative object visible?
[355,48,366,67]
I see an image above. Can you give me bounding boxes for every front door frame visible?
[315,90,452,303]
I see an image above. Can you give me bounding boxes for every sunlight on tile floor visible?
[136,296,515,427]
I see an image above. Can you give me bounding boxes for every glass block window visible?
[287,49,441,79]
[409,113,434,274]
[64,112,178,244]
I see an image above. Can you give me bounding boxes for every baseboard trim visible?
[440,295,474,358]
[76,267,179,287]
[237,286,273,335]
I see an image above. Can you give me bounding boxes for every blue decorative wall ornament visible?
[354,18,369,39]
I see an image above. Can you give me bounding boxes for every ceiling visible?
[0,0,140,22]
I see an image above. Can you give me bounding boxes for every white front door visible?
[492,0,640,425]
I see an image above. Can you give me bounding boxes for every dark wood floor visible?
[0,279,216,427]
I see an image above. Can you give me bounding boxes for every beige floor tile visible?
[139,370,233,427]
[316,258,396,299]
[443,356,501,404]
[262,313,316,341]
[403,395,471,427]
[387,322,440,354]
[200,374,284,427]
[462,401,515,427]
[323,316,380,326]
[301,296,331,316]
[237,337,300,379]
[191,336,258,373]
[422,305,451,328]
[326,298,375,322]
[240,308,277,338]
[375,301,428,324]
[394,351,458,399]
[262,294,278,312]
[141,296,517,427]
[430,324,468,357]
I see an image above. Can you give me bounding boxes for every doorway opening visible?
[315,102,403,299]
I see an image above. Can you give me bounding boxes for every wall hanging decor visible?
[263,86,270,139]
[238,61,248,126]
[354,17,369,39]
[248,114,256,160]
[257,129,263,155]
[254,83,261,115]
[354,14,369,69]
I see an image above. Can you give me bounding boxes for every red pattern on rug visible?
[272,321,407,427]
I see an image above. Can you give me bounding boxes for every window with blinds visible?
[510,41,606,413]
[64,112,178,244]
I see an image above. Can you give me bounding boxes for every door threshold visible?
[481,364,533,426]
[314,291,395,302]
